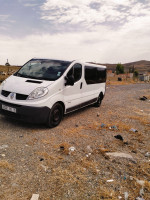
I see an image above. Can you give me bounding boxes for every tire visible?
[94,93,103,107]
[47,103,63,128]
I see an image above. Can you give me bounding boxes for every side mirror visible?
[65,75,74,86]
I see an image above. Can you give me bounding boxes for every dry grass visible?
[129,115,150,126]
[0,65,19,82]
[106,76,139,86]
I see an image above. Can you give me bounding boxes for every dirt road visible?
[0,83,150,200]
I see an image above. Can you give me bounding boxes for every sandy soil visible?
[0,83,150,200]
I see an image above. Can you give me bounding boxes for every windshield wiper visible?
[16,73,54,81]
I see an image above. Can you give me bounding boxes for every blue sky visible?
[0,0,150,65]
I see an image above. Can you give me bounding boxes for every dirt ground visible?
[0,83,150,200]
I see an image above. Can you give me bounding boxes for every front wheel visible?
[47,103,63,128]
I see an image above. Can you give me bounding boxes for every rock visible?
[100,123,106,128]
[111,125,118,130]
[124,141,129,145]
[12,183,18,187]
[106,179,114,182]
[60,146,65,151]
[139,96,147,101]
[140,188,144,196]
[0,145,8,149]
[40,158,44,161]
[135,197,145,200]
[145,152,150,157]
[69,146,76,153]
[136,179,145,186]
[97,113,100,117]
[124,192,129,200]
[30,194,39,200]
[40,164,48,172]
[114,135,123,141]
[129,128,138,133]
[106,152,134,160]
[87,145,92,153]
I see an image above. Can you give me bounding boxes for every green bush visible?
[116,63,124,75]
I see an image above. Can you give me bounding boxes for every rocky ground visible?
[0,83,150,200]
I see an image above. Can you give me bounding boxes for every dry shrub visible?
[107,79,135,86]
[93,180,118,200]
[93,146,110,159]
[26,137,38,146]
[57,142,71,155]
[145,181,150,193]
[79,157,98,174]
[0,160,14,171]
[129,115,150,126]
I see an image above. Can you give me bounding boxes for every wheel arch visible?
[100,92,104,100]
[55,101,65,115]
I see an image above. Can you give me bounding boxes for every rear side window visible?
[67,63,82,83]
[85,66,106,84]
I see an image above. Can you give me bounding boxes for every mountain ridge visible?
[101,60,150,73]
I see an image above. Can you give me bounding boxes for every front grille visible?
[1,90,28,100]
[16,94,28,100]
[1,90,10,97]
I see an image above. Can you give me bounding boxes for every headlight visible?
[27,87,48,100]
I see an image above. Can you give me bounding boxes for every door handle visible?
[80,82,83,89]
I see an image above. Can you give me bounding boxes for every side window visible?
[97,68,107,83]
[85,66,106,84]
[85,66,97,84]
[74,63,82,82]
[67,63,82,83]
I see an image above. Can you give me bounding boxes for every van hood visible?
[2,75,54,95]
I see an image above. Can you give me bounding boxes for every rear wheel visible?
[94,93,103,107]
[47,103,63,128]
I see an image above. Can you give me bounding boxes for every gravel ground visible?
[0,83,150,200]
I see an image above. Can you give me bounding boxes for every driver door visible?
[63,63,83,113]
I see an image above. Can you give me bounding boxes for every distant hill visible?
[101,60,150,73]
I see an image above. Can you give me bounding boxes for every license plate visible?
[2,105,16,113]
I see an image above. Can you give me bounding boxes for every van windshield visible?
[15,59,71,81]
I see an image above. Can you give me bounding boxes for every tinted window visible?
[97,68,107,83]
[74,64,82,82]
[67,63,82,83]
[85,66,106,84]
[85,66,97,84]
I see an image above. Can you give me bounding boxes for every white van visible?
[0,59,106,127]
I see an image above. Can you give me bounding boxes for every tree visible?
[129,65,135,73]
[134,70,139,77]
[116,63,124,75]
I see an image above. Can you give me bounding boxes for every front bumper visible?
[0,100,50,124]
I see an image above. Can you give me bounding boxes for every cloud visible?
[23,3,38,7]
[0,0,150,65]
[40,0,150,32]
[0,15,15,23]
[0,11,150,66]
